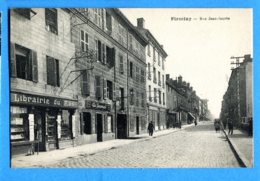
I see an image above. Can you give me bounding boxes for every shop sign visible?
[11,92,78,108]
[85,100,111,111]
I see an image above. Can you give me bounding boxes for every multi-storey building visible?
[69,8,148,142]
[136,18,168,131]
[220,54,252,128]
[10,8,78,156]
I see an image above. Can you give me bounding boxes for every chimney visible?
[244,54,252,62]
[137,18,145,29]
[166,74,170,80]
[160,44,164,49]
[187,83,190,88]
[178,76,182,84]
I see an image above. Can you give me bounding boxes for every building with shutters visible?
[69,8,148,144]
[10,8,79,156]
[136,18,168,131]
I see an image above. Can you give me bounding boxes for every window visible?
[147,44,151,56]
[148,63,151,80]
[154,88,157,103]
[136,91,139,106]
[95,76,102,99]
[163,93,165,105]
[162,58,165,70]
[130,62,133,78]
[119,55,124,74]
[158,71,161,86]
[14,9,31,19]
[10,44,38,82]
[162,75,165,88]
[45,8,58,34]
[130,89,134,105]
[136,67,139,83]
[149,85,151,102]
[153,47,156,62]
[107,80,113,100]
[106,46,115,67]
[106,11,112,33]
[95,39,102,62]
[46,56,60,87]
[80,30,88,52]
[158,90,161,104]
[81,70,90,96]
[129,35,133,51]
[141,93,145,107]
[118,24,125,45]
[120,88,125,110]
[153,67,157,83]
[141,69,145,83]
[61,110,72,140]
[94,9,102,27]
[158,53,161,66]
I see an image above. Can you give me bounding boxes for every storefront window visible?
[10,106,29,142]
[60,110,72,140]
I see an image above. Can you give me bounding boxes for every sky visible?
[120,8,252,118]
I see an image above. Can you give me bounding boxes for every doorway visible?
[157,112,160,130]
[34,109,46,151]
[46,111,58,150]
[136,116,140,135]
[117,114,127,139]
[96,114,103,142]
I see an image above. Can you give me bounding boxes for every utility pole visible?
[230,56,243,125]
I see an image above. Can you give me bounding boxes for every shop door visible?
[136,116,139,135]
[117,114,127,139]
[34,111,46,151]
[157,112,160,130]
[47,113,58,150]
[96,114,103,142]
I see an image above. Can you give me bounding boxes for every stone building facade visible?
[136,18,168,131]
[10,8,78,156]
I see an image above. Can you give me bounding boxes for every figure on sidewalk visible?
[214,119,220,133]
[194,119,197,126]
[148,121,154,136]
[227,118,233,135]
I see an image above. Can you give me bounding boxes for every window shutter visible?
[103,78,107,100]
[98,41,102,62]
[31,50,38,82]
[10,43,17,77]
[102,44,106,64]
[96,76,102,99]
[81,71,90,96]
[46,56,55,86]
[55,59,60,87]
[110,48,115,67]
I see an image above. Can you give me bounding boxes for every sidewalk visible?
[223,128,253,168]
[11,124,194,168]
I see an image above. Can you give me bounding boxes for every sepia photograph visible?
[9,8,252,168]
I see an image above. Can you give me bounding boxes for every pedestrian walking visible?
[214,119,220,133]
[227,118,233,135]
[148,121,154,136]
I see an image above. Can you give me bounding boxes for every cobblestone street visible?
[47,122,240,168]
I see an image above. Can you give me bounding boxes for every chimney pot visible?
[137,18,145,29]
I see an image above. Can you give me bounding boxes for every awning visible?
[188,112,196,120]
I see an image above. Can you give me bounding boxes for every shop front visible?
[78,100,115,145]
[10,92,78,156]
[167,110,178,128]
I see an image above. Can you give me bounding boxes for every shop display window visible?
[10,106,29,142]
[61,110,72,140]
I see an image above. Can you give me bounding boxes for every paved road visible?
[47,122,240,168]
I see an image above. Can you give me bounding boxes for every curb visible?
[222,129,250,168]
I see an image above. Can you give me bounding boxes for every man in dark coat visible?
[228,118,233,135]
[148,121,154,136]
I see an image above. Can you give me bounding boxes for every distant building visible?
[136,18,168,131]
[220,54,253,127]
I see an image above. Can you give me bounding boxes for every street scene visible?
[9,8,252,168]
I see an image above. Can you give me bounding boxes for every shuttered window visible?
[95,76,102,99]
[46,56,59,87]
[45,8,58,34]
[14,9,31,19]
[10,43,38,82]
[81,70,90,96]
[80,30,88,52]
[119,55,124,74]
[106,47,115,68]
